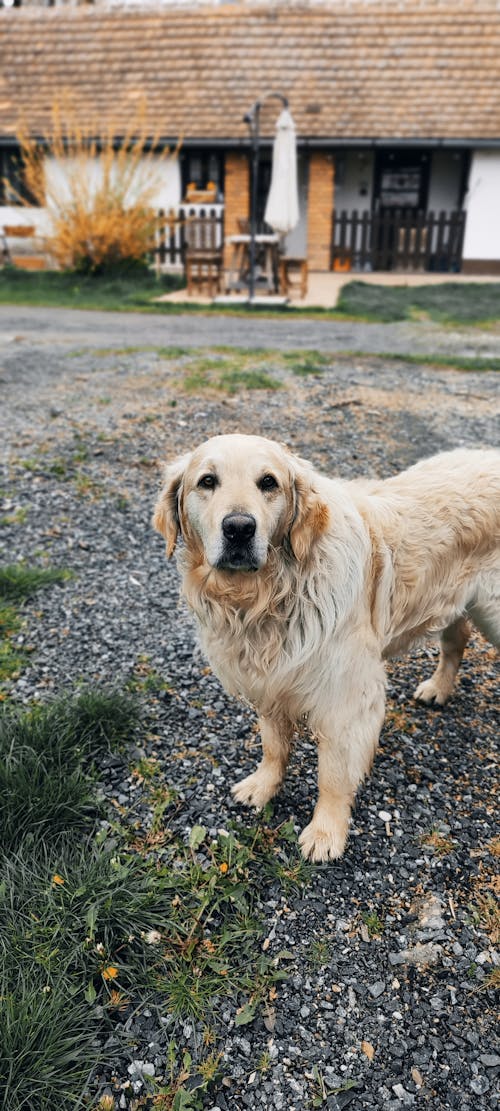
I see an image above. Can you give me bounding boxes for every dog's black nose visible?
[222,513,256,543]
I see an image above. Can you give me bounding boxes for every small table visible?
[226,233,280,292]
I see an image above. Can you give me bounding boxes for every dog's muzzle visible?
[217,512,259,571]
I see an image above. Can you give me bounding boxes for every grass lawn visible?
[0,267,185,313]
[337,279,500,324]
[1,268,500,323]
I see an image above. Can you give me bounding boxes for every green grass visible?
[0,564,71,604]
[0,507,29,527]
[0,266,184,313]
[181,354,281,393]
[282,350,332,376]
[337,280,500,324]
[0,689,309,1109]
[0,691,139,850]
[0,564,73,690]
[3,268,499,324]
[370,351,500,373]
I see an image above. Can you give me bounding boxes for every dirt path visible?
[2,303,500,359]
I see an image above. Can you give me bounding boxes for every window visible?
[181,150,223,201]
[0,147,41,206]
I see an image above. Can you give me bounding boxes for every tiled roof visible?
[1,2,500,142]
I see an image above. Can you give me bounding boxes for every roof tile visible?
[2,2,499,141]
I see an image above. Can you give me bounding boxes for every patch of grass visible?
[0,689,309,1109]
[0,690,139,849]
[0,507,29,527]
[421,827,456,856]
[361,909,384,938]
[157,345,194,358]
[471,892,500,945]
[0,603,25,685]
[363,351,500,373]
[337,280,500,323]
[307,936,332,968]
[181,353,280,394]
[0,267,184,312]
[282,350,332,377]
[0,564,71,604]
[479,967,500,992]
[73,471,103,499]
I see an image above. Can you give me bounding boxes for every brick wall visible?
[307,152,335,270]
[223,151,250,270]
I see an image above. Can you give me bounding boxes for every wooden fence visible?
[331,208,466,273]
[153,204,224,271]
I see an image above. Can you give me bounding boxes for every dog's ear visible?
[288,464,329,562]
[153,452,191,558]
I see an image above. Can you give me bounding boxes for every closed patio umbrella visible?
[264,108,299,235]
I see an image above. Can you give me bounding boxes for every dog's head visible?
[153,434,329,571]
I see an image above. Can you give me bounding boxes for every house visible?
[1,0,500,275]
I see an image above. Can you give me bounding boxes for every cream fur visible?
[153,435,500,862]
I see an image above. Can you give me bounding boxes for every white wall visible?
[43,153,181,211]
[463,150,500,263]
[0,153,181,236]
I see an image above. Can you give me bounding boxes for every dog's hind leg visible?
[299,648,386,862]
[414,616,471,706]
[232,711,294,811]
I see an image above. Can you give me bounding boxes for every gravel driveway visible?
[1,311,499,1110]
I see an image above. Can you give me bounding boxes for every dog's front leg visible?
[299,654,386,862]
[232,711,293,810]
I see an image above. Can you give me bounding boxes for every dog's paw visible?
[232,769,280,810]
[298,817,348,863]
[414,677,451,706]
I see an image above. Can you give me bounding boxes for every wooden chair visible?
[279,256,308,299]
[184,217,223,297]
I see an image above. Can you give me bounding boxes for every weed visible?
[0,603,25,684]
[361,910,384,937]
[367,351,500,373]
[309,1066,359,1107]
[157,345,193,358]
[49,458,70,478]
[282,350,331,376]
[0,565,71,604]
[471,892,500,944]
[182,357,280,393]
[74,471,103,499]
[0,507,29,527]
[479,968,500,992]
[0,690,139,849]
[307,936,331,969]
[421,828,456,856]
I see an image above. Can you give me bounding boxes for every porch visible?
[156,268,496,310]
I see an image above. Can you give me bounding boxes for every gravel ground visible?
[1,315,499,1110]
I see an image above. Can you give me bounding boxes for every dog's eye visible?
[258,474,278,492]
[198,473,217,490]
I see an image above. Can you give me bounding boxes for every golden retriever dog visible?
[153,435,500,862]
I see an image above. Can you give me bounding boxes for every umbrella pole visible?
[244,92,289,303]
[248,105,260,302]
